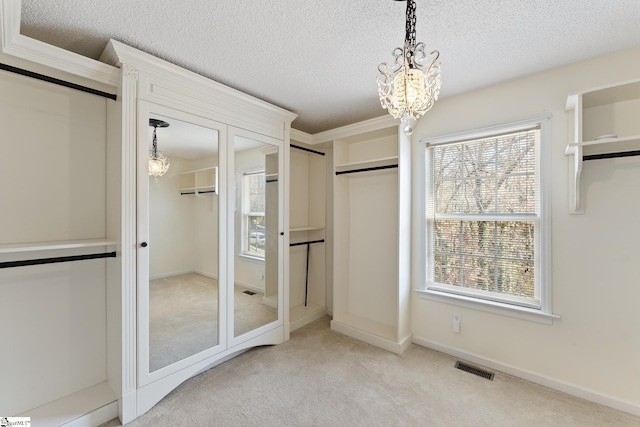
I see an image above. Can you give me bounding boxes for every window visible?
[242,171,265,258]
[424,119,550,314]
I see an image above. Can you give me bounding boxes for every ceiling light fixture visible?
[149,118,170,181]
[377,0,441,135]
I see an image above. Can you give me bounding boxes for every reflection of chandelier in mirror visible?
[149,118,170,181]
[377,0,441,135]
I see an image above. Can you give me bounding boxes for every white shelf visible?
[290,226,324,232]
[335,156,398,174]
[565,134,640,157]
[0,239,116,254]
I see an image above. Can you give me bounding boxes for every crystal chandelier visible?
[377,0,441,135]
[149,118,170,181]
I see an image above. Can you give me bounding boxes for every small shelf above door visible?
[178,166,218,195]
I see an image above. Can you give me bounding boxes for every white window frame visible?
[416,116,557,324]
[240,169,265,260]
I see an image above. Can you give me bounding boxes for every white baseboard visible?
[234,280,264,294]
[19,382,117,427]
[149,270,194,280]
[412,336,640,417]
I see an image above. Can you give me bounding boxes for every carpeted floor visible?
[104,316,640,426]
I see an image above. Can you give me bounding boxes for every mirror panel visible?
[233,136,279,337]
[148,113,220,372]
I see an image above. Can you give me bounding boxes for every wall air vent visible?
[243,290,256,295]
[455,361,495,380]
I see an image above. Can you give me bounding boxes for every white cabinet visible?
[330,124,412,354]
[565,79,640,213]
[289,143,327,331]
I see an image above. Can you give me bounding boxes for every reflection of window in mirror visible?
[242,170,265,258]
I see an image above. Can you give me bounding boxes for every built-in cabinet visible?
[329,123,413,354]
[289,142,327,331]
[565,78,640,213]
[0,3,296,423]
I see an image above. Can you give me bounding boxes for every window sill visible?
[415,288,560,325]
[239,253,265,263]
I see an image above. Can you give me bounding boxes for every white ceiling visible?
[18,0,640,134]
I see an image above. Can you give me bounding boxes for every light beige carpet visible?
[105,317,639,426]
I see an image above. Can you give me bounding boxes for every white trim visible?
[420,114,552,146]
[415,288,559,324]
[412,336,640,417]
[330,320,413,355]
[309,115,398,145]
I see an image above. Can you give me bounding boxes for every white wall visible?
[411,46,640,412]
[149,158,196,278]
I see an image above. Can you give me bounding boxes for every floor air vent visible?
[455,361,494,380]
[243,290,256,295]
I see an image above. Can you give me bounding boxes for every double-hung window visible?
[242,170,265,258]
[424,118,551,316]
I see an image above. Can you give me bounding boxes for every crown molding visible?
[0,0,119,87]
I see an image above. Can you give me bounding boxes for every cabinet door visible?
[228,127,284,347]
[137,101,227,386]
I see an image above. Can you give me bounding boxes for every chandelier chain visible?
[405,0,417,67]
[151,127,158,157]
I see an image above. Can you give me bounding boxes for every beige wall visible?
[411,46,640,411]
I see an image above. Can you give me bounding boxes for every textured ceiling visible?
[18,0,640,134]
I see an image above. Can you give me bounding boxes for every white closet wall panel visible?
[0,259,107,415]
[348,172,398,327]
[0,70,106,243]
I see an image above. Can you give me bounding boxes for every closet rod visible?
[289,239,324,306]
[289,239,325,247]
[0,63,117,101]
[180,190,217,195]
[335,164,398,176]
[583,150,640,161]
[291,144,325,156]
[0,251,117,269]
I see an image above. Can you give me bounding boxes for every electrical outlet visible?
[260,271,265,280]
[453,313,461,333]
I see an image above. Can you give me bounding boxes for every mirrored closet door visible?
[229,127,283,344]
[137,101,227,384]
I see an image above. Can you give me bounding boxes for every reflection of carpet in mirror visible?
[234,285,277,338]
[149,273,277,373]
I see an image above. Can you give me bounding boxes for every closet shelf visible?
[564,134,640,157]
[0,239,116,254]
[335,156,398,174]
[290,226,324,232]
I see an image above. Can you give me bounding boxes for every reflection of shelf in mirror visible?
[290,226,324,232]
[335,156,398,175]
[290,302,327,331]
[178,166,218,195]
[0,239,116,254]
